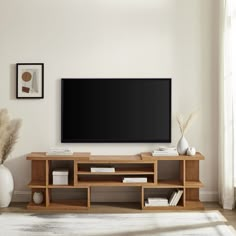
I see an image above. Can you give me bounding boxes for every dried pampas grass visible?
[0,109,22,164]
[176,110,198,136]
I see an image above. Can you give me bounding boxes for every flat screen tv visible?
[61,79,171,143]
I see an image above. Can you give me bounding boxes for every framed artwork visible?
[16,63,44,99]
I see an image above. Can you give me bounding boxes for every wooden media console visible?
[26,152,204,211]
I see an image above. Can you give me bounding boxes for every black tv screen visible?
[61,79,171,143]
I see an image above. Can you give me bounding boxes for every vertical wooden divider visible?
[87,187,91,208]
[178,160,185,206]
[74,161,77,186]
[45,160,49,207]
[154,161,158,184]
[182,160,186,207]
[46,160,49,185]
[141,187,144,209]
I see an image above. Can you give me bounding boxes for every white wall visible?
[0,0,219,202]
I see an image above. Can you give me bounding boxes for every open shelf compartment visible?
[47,187,90,209]
[142,187,184,210]
[27,188,47,209]
[30,160,46,187]
[157,160,184,186]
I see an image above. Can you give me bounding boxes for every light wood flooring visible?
[1,202,236,230]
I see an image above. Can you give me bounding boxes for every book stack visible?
[46,147,73,156]
[90,167,115,173]
[123,177,147,183]
[152,146,179,156]
[168,189,184,206]
[145,197,169,207]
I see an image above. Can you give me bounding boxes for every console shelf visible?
[26,152,204,211]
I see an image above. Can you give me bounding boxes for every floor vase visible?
[0,164,14,208]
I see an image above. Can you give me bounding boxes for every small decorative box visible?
[52,169,69,185]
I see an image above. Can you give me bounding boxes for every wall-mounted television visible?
[61,78,171,143]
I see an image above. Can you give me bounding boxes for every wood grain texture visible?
[186,160,199,181]
[141,152,205,160]
[31,160,46,183]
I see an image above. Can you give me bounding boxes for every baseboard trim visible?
[12,191,31,202]
[12,189,219,203]
[200,190,218,202]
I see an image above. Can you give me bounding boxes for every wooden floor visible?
[1,202,236,230]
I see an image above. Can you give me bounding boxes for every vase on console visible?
[176,111,197,155]
[177,135,189,155]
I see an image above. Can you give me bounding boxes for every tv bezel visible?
[61,78,172,143]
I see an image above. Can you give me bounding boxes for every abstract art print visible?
[16,63,44,98]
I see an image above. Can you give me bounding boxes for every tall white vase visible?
[0,164,14,208]
[177,135,189,155]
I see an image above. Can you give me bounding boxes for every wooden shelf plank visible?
[89,155,141,161]
[158,180,184,187]
[28,181,46,188]
[27,202,46,209]
[27,152,90,160]
[141,180,184,188]
[47,184,75,188]
[49,200,88,210]
[47,184,89,189]
[77,170,155,175]
[143,205,184,210]
[79,160,154,164]
[141,152,205,160]
[185,181,204,188]
[143,201,204,210]
[77,181,155,186]
[27,200,88,210]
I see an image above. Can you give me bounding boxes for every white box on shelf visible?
[52,169,69,185]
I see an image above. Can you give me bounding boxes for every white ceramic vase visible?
[0,164,14,208]
[177,135,189,155]
[33,192,44,205]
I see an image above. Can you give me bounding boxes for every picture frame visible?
[16,63,44,99]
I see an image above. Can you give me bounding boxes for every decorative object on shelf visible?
[177,135,189,155]
[16,63,44,99]
[176,110,198,155]
[187,147,196,156]
[52,169,69,185]
[152,146,179,156]
[46,147,73,156]
[0,108,22,208]
[33,192,44,205]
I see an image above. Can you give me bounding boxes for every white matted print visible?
[16,63,44,98]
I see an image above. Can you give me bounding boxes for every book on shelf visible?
[46,147,73,156]
[152,146,178,156]
[145,197,169,206]
[157,146,177,151]
[148,197,168,203]
[168,190,177,205]
[172,189,183,206]
[145,200,169,207]
[123,177,147,183]
[169,189,183,206]
[152,150,179,156]
[90,167,115,173]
